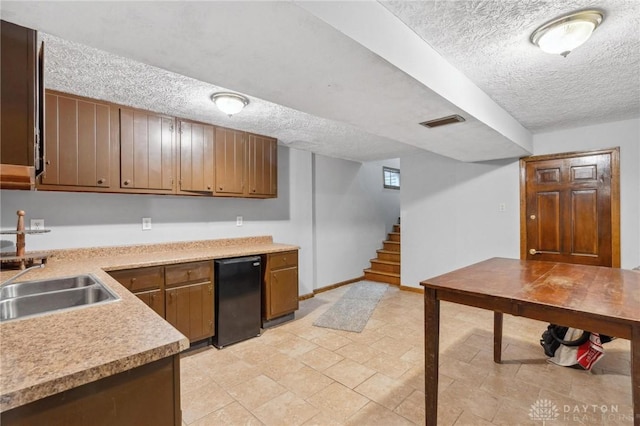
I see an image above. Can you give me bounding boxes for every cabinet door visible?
[42,92,111,187]
[120,108,174,191]
[214,127,245,195]
[0,20,36,167]
[165,282,214,342]
[179,120,214,192]
[134,289,164,317]
[247,134,277,197]
[268,267,298,319]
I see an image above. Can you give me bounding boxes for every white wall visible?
[400,152,520,288]
[533,118,640,269]
[401,118,640,289]
[313,156,400,288]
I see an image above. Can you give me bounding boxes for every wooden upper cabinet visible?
[120,108,174,191]
[247,134,277,198]
[41,92,111,188]
[0,20,40,171]
[178,120,214,193]
[214,127,245,196]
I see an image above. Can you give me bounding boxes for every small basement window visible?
[383,166,400,190]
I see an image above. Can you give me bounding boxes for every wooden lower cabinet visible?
[263,250,299,321]
[108,266,165,317]
[165,282,214,343]
[1,355,181,426]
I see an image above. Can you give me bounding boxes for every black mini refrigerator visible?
[213,256,262,348]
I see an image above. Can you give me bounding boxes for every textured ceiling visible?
[1,1,638,163]
[41,34,422,163]
[382,0,640,133]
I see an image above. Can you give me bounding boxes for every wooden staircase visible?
[364,220,401,285]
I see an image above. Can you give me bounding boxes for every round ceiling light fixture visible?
[211,92,249,116]
[530,10,604,57]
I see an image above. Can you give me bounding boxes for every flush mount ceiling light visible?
[530,10,604,57]
[211,92,249,116]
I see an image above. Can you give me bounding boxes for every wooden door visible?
[214,127,245,195]
[247,134,277,197]
[179,120,214,192]
[165,282,214,342]
[520,148,620,267]
[42,92,111,187]
[120,108,174,191]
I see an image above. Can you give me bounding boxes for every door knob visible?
[529,249,538,255]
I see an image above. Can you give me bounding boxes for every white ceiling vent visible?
[419,114,465,128]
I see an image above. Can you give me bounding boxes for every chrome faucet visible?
[0,264,45,287]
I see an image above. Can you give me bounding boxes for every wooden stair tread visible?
[370,259,400,266]
[383,240,400,245]
[377,249,400,254]
[363,268,399,278]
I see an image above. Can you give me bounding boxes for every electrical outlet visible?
[142,217,152,230]
[236,216,243,227]
[30,219,45,230]
[498,203,506,212]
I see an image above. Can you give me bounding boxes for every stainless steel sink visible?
[0,274,97,299]
[0,275,119,322]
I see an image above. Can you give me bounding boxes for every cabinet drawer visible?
[108,266,164,292]
[268,251,298,270]
[165,261,212,287]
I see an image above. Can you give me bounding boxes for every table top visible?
[421,258,640,324]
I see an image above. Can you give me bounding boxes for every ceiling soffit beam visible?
[296,1,533,157]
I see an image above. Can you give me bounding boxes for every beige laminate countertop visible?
[0,236,298,412]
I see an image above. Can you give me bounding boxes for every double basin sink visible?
[0,274,119,322]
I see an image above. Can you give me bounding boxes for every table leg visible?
[424,288,440,426]
[494,312,503,364]
[632,324,639,426]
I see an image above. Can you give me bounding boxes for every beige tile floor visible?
[180,284,633,425]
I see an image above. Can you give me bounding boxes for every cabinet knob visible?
[46,160,51,165]
[252,189,256,192]
[131,278,136,283]
[530,214,536,220]
[123,180,131,186]
[97,178,106,184]
[207,185,212,190]
[219,186,223,190]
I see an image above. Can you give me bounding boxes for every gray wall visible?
[0,146,401,295]
[400,118,640,288]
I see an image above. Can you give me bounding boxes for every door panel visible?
[120,108,173,191]
[214,127,244,195]
[571,190,598,256]
[42,92,110,187]
[521,148,619,267]
[535,192,560,253]
[179,121,214,192]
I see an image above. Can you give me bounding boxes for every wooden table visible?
[420,258,640,426]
